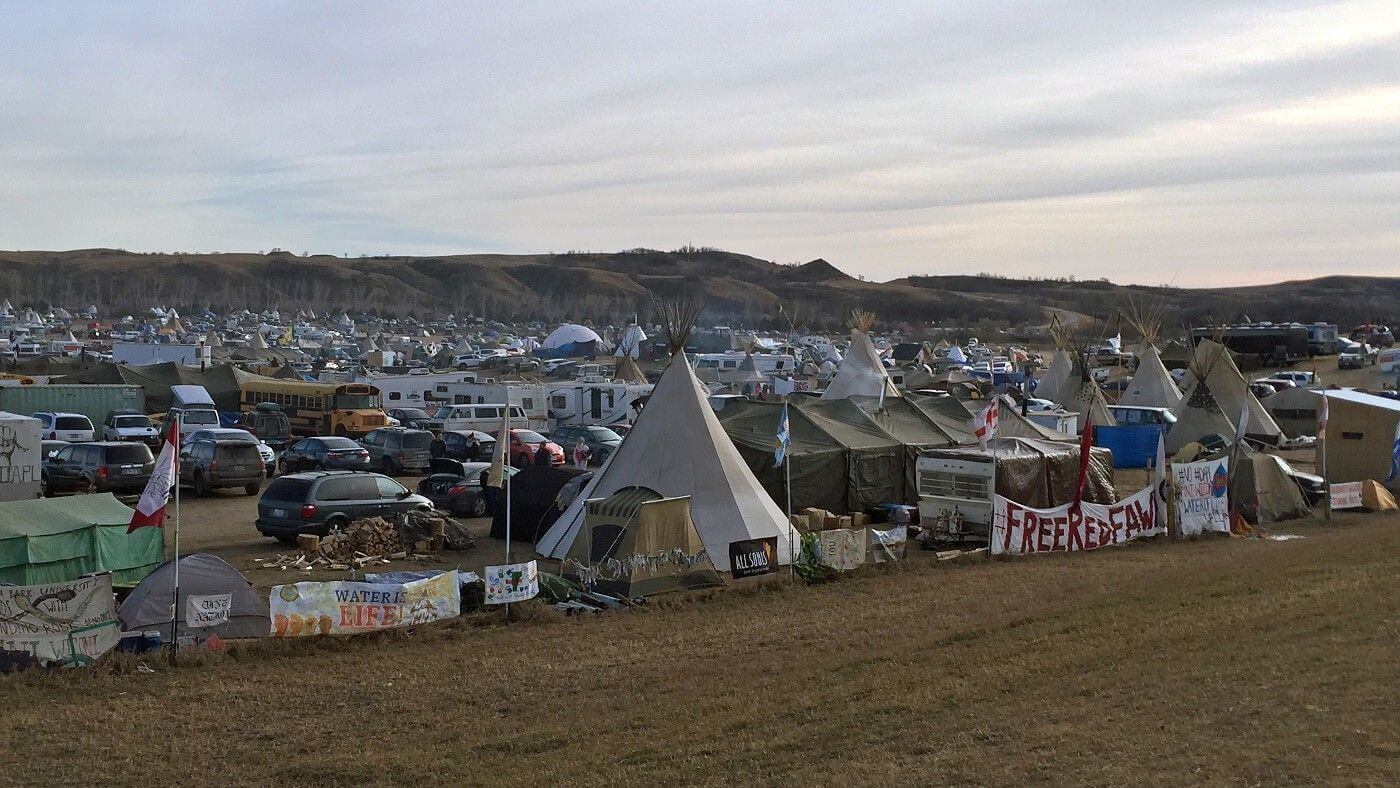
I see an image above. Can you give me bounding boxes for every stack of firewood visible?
[318,517,404,561]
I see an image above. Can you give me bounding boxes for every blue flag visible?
[1388,421,1400,483]
[775,402,790,467]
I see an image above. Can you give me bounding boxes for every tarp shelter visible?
[537,352,801,570]
[490,465,591,543]
[562,488,724,597]
[63,361,275,412]
[920,437,1117,510]
[1316,390,1400,492]
[118,553,269,640]
[0,494,162,585]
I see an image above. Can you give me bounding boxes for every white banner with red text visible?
[990,486,1163,557]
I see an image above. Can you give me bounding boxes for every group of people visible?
[430,431,592,469]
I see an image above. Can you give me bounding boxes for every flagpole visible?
[169,412,181,667]
[1320,394,1330,522]
[786,442,794,582]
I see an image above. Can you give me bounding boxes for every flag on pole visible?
[486,405,511,488]
[970,400,998,448]
[129,419,179,531]
[774,402,790,467]
[1235,398,1251,444]
[1317,394,1328,440]
[1387,421,1400,484]
[1152,430,1168,522]
[1071,413,1094,512]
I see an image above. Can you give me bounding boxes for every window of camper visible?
[1341,432,1364,440]
[522,398,534,410]
[388,392,401,400]
[551,395,567,409]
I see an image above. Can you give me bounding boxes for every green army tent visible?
[0,494,164,586]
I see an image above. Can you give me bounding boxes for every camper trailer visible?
[434,379,652,431]
[359,372,480,411]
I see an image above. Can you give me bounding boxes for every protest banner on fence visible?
[186,594,232,629]
[990,486,1161,556]
[270,570,459,637]
[1329,482,1363,511]
[866,526,907,563]
[728,537,778,579]
[1173,458,1230,537]
[818,529,866,571]
[484,561,539,604]
[0,573,119,665]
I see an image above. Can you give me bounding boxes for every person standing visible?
[573,437,591,469]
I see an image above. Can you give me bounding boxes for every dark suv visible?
[42,442,155,496]
[357,427,434,475]
[255,471,433,541]
[180,439,265,497]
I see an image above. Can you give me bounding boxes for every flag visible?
[1316,394,1328,440]
[129,419,179,531]
[1153,431,1168,524]
[486,404,511,488]
[774,403,790,467]
[970,400,998,448]
[1235,398,1250,444]
[1071,413,1094,512]
[1387,421,1400,484]
[1108,332,1122,351]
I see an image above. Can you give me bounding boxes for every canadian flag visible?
[970,400,998,447]
[129,419,179,531]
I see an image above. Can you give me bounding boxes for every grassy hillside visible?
[0,248,1395,329]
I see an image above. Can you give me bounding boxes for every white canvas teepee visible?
[1061,376,1118,429]
[1165,360,1238,454]
[1179,340,1282,443]
[1036,349,1073,403]
[822,313,899,401]
[536,351,799,570]
[1119,345,1182,409]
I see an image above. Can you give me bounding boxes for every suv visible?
[34,412,95,442]
[1106,405,1177,427]
[42,441,155,496]
[255,471,432,541]
[358,427,434,475]
[1273,371,1318,387]
[180,439,265,496]
[183,427,276,473]
[550,424,623,465]
[102,410,161,447]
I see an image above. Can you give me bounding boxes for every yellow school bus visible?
[238,380,388,437]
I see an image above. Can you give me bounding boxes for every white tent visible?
[822,328,899,401]
[1061,377,1118,429]
[537,352,799,571]
[1119,345,1183,409]
[543,323,603,350]
[614,323,648,359]
[1035,350,1073,403]
[1177,339,1282,443]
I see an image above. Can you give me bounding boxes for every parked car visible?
[42,441,155,496]
[385,407,434,430]
[255,471,432,541]
[550,424,623,465]
[34,411,95,442]
[1106,406,1177,427]
[608,423,633,438]
[180,438,265,496]
[234,403,292,450]
[1248,382,1279,400]
[1273,371,1318,387]
[431,429,497,462]
[1272,455,1326,505]
[102,410,161,447]
[416,458,516,517]
[357,427,434,475]
[41,440,69,460]
[277,436,371,474]
[183,427,276,473]
[1251,379,1297,394]
[499,428,564,467]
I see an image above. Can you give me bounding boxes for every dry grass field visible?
[3,511,1398,786]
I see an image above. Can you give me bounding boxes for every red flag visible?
[1071,413,1094,512]
[129,418,179,531]
[969,400,998,447]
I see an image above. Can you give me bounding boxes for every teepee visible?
[1036,349,1074,403]
[1060,362,1118,429]
[613,354,649,385]
[1179,339,1282,445]
[1118,302,1182,409]
[537,297,800,571]
[822,310,899,401]
[1165,344,1239,453]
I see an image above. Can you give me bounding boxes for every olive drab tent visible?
[561,488,724,598]
[118,553,270,640]
[536,351,801,570]
[1119,345,1183,409]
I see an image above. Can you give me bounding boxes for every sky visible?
[1,1,1396,287]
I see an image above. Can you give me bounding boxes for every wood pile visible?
[319,517,403,561]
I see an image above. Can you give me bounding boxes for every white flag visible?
[129,419,179,530]
[487,404,511,488]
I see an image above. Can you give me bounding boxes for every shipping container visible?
[0,384,146,427]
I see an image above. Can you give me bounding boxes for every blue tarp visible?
[1094,424,1164,468]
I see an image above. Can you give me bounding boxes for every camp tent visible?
[1119,345,1183,409]
[822,319,899,402]
[1165,365,1239,454]
[118,553,269,640]
[1174,442,1310,525]
[1060,374,1118,430]
[1263,386,1323,438]
[1035,350,1073,403]
[1179,340,1283,445]
[537,352,801,570]
[613,355,649,385]
[561,488,724,597]
[0,494,162,585]
[490,465,591,543]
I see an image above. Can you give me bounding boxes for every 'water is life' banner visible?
[0,574,119,666]
[271,571,459,637]
[1172,459,1230,537]
[991,486,1161,556]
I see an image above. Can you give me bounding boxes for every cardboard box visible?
[851,512,869,527]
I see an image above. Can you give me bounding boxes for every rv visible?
[357,372,483,411]
[434,379,651,430]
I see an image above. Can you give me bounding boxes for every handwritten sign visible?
[0,574,119,666]
[1330,482,1363,511]
[185,594,232,629]
[270,571,459,637]
[484,561,539,604]
[991,486,1162,556]
[1172,459,1230,537]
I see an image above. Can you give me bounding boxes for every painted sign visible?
[1173,458,1230,537]
[270,571,459,637]
[0,574,119,666]
[728,537,779,579]
[817,529,866,571]
[990,486,1162,556]
[185,593,232,628]
[1329,482,1363,511]
[484,561,540,604]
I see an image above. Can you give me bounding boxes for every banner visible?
[186,593,232,629]
[728,537,778,579]
[271,571,459,637]
[817,529,865,571]
[1329,482,1363,511]
[1173,459,1230,537]
[0,574,119,666]
[866,526,907,563]
[991,485,1161,556]
[484,561,539,604]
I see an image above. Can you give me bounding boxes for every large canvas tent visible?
[537,351,801,570]
[1119,345,1183,409]
[0,494,163,585]
[562,488,724,597]
[822,313,899,402]
[1177,339,1283,445]
[920,437,1117,510]
[119,553,270,640]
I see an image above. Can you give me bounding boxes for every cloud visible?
[0,0,1395,285]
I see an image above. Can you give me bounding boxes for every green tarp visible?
[0,494,164,586]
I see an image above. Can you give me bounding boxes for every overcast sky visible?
[2,1,1396,286]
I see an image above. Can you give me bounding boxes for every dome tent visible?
[118,553,269,640]
[538,323,607,358]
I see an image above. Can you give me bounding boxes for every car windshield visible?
[115,415,152,428]
[586,427,622,441]
[182,410,218,425]
[55,416,91,430]
[401,431,432,449]
[319,437,360,450]
[514,430,547,443]
[333,394,381,410]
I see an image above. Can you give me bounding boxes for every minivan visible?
[1106,405,1177,427]
[255,471,433,541]
[358,427,434,475]
[430,404,527,433]
[34,412,95,442]
[180,439,265,496]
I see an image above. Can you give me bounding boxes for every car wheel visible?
[469,495,488,517]
[314,461,325,471]
[320,515,348,537]
[334,426,348,437]
[244,482,260,496]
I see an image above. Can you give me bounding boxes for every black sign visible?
[729,536,778,579]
